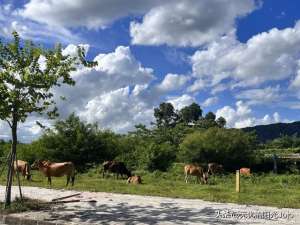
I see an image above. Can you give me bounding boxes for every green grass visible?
[1,163,300,209]
[0,197,50,214]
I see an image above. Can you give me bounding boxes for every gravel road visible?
[0,185,299,225]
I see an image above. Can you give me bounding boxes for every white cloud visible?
[20,0,255,48]
[216,101,285,128]
[79,87,154,133]
[202,97,218,107]
[236,86,283,105]
[53,45,155,117]
[0,116,51,143]
[167,94,196,110]
[289,61,300,98]
[52,45,161,133]
[0,4,79,43]
[157,73,190,92]
[20,0,162,29]
[190,21,300,91]
[130,0,256,47]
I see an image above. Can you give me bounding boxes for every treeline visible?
[0,102,259,172]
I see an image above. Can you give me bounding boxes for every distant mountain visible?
[242,121,300,143]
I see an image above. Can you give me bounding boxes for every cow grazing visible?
[127,175,142,184]
[184,164,208,184]
[13,160,31,181]
[102,160,131,179]
[208,163,223,175]
[31,160,75,186]
[240,167,251,176]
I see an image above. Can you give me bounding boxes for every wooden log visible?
[47,199,97,204]
[51,193,81,202]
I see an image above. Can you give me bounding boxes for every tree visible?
[179,128,256,170]
[38,114,114,171]
[179,103,202,124]
[216,116,226,128]
[154,102,178,127]
[0,32,95,207]
[205,111,216,121]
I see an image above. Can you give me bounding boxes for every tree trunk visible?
[4,119,17,208]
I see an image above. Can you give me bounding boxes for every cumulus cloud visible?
[236,86,283,105]
[79,87,154,133]
[130,0,256,47]
[19,0,256,47]
[20,0,162,29]
[53,45,155,117]
[0,4,79,43]
[157,73,190,92]
[190,21,300,91]
[216,101,285,128]
[202,97,219,107]
[51,45,163,133]
[167,94,196,110]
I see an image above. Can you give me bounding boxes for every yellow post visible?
[236,170,240,193]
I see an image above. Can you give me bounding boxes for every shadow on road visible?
[46,201,239,225]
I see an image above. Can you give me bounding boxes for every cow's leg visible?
[48,177,52,186]
[185,174,188,183]
[71,174,75,186]
[66,175,70,186]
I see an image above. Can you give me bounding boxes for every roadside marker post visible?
[236,170,240,193]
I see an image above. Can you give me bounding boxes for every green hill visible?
[242,121,300,143]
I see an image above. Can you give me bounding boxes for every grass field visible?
[1,163,300,209]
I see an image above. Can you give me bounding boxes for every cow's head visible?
[31,160,43,169]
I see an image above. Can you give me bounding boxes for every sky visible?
[1,0,300,142]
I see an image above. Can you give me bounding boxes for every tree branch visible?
[5,119,12,128]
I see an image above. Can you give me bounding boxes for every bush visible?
[141,142,176,172]
[33,114,120,172]
[179,127,256,170]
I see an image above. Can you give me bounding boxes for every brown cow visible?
[127,175,142,184]
[208,163,223,175]
[240,167,251,176]
[31,160,75,186]
[13,160,31,180]
[184,164,208,184]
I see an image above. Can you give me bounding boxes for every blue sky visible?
[1,0,300,142]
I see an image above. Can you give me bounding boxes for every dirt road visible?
[0,186,299,225]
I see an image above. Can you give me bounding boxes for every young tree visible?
[0,32,95,207]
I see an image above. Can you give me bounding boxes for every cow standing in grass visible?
[240,167,251,176]
[13,160,31,181]
[208,163,223,175]
[184,164,208,184]
[31,160,75,186]
[102,161,131,179]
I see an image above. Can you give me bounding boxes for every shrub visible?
[179,127,256,170]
